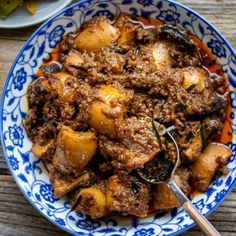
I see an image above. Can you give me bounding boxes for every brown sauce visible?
[36,16,232,145]
[25,14,232,219]
[37,16,222,75]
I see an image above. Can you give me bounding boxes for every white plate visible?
[0,0,73,28]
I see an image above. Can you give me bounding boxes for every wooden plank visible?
[0,225,66,236]
[0,26,38,41]
[0,140,10,175]
[178,0,236,49]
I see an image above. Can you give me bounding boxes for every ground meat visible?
[33,123,57,145]
[98,160,114,177]
[169,47,201,68]
[99,116,162,172]
[175,167,192,196]
[96,49,126,74]
[201,116,222,143]
[43,100,76,121]
[24,15,230,218]
[27,77,54,107]
[184,91,227,116]
[106,175,150,217]
[128,93,155,117]
[24,108,40,141]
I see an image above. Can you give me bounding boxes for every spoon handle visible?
[168,181,221,236]
[182,201,220,236]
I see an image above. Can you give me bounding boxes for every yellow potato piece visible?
[88,85,129,139]
[53,172,91,197]
[191,143,231,192]
[74,17,119,53]
[114,14,136,46]
[76,187,107,218]
[182,67,206,92]
[65,52,84,67]
[53,126,97,173]
[153,183,179,210]
[43,161,93,197]
[89,101,122,137]
[123,148,159,170]
[99,85,126,102]
[183,132,202,162]
[31,139,54,160]
[51,72,77,103]
[152,42,173,69]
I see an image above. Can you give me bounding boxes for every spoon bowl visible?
[138,119,220,236]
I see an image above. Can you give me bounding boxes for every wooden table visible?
[0,0,236,235]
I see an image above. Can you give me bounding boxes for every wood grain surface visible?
[0,0,235,235]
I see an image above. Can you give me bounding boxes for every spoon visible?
[138,119,221,236]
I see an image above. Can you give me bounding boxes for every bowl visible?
[0,0,73,28]
[1,0,236,235]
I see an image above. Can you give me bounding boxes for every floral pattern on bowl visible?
[1,0,236,235]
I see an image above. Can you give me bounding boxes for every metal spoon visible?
[138,120,220,236]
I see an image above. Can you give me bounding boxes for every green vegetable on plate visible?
[0,0,37,19]
[0,0,23,18]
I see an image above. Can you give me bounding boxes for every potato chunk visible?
[177,121,202,163]
[64,50,84,76]
[99,116,161,171]
[53,126,97,176]
[153,167,191,210]
[153,183,179,210]
[88,85,131,139]
[31,139,55,161]
[152,42,173,69]
[54,172,93,197]
[174,167,192,196]
[45,161,94,197]
[114,14,137,46]
[191,143,231,192]
[106,175,149,217]
[74,17,119,53]
[182,67,206,92]
[50,72,78,103]
[65,51,84,66]
[182,132,202,163]
[74,184,107,219]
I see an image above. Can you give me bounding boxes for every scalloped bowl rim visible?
[1,0,236,235]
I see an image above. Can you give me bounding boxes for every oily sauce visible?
[36,16,232,145]
[29,15,233,218]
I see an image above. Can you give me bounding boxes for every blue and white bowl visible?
[1,0,236,235]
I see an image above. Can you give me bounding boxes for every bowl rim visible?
[1,0,236,235]
[0,0,73,29]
